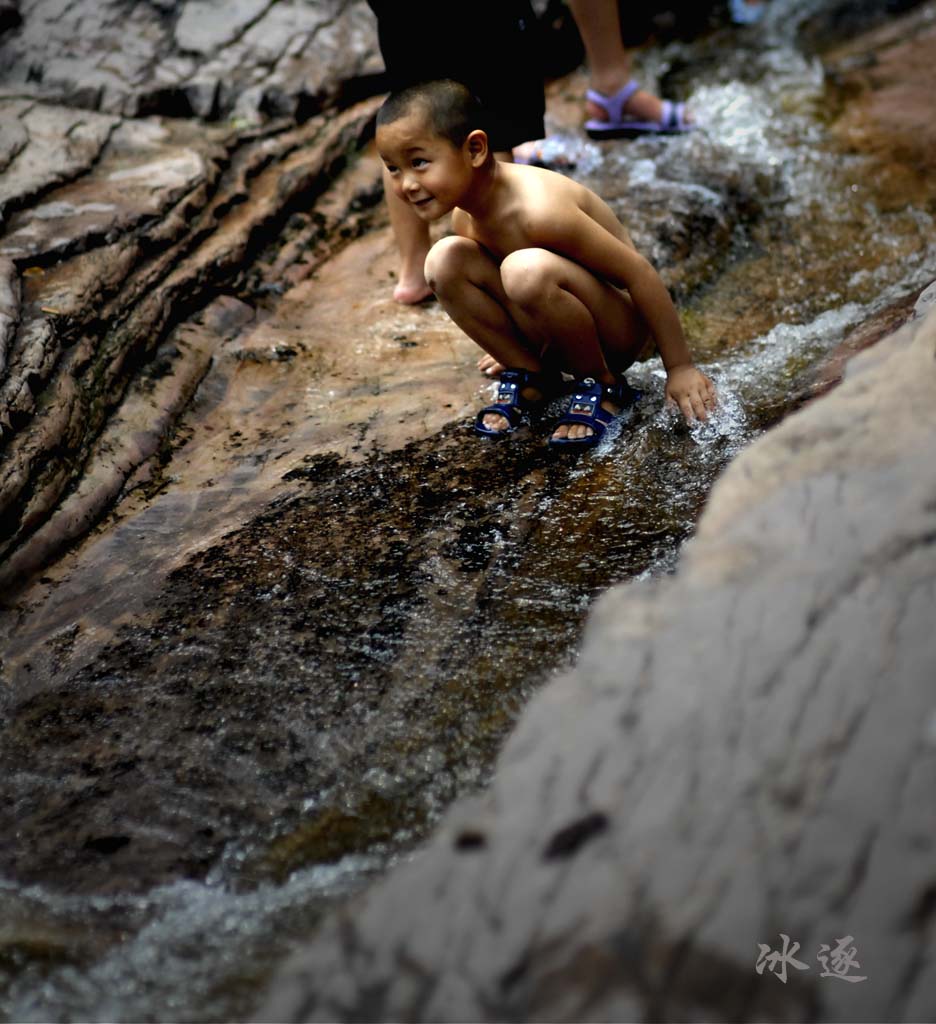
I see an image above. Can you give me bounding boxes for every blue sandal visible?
[474,368,556,437]
[548,377,640,450]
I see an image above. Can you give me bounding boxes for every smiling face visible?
[376,108,477,221]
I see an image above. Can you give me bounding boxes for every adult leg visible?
[384,166,434,304]
[499,247,647,440]
[567,0,693,128]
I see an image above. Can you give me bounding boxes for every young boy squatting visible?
[375,80,716,448]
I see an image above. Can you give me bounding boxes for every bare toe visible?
[477,355,506,377]
[483,411,510,433]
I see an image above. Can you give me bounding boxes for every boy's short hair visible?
[376,79,486,148]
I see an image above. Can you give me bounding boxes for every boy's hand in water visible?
[665,364,717,422]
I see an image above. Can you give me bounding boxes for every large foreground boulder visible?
[258,306,936,1022]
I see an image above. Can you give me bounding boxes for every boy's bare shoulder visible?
[506,162,585,202]
[505,163,626,241]
[504,163,587,223]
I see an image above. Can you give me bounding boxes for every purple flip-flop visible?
[585,80,693,139]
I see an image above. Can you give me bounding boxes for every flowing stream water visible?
[2,2,936,1020]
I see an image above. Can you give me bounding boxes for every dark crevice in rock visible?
[577,748,607,807]
[828,825,878,915]
[542,812,609,860]
[454,830,487,852]
[0,0,20,34]
[904,882,936,933]
[83,834,131,856]
[499,953,530,992]
[134,82,220,121]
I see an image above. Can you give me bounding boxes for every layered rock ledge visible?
[0,94,383,588]
[259,307,936,1022]
[0,0,381,121]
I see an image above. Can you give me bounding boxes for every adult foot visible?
[512,138,576,171]
[585,77,694,134]
[393,273,433,304]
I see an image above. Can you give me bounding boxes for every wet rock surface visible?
[261,304,936,1024]
[822,2,936,205]
[0,423,688,892]
[1,0,935,1020]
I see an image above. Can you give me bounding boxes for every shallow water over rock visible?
[2,0,936,1019]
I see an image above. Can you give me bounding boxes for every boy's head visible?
[376,79,485,149]
[376,79,492,221]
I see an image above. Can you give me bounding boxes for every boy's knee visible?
[424,236,477,293]
[500,249,554,308]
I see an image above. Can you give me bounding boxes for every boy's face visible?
[376,109,475,221]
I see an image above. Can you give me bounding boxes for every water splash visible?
[2,860,384,1023]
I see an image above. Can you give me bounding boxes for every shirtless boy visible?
[375,79,716,449]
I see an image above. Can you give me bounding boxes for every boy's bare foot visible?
[480,382,544,433]
[550,393,621,442]
[475,368,561,437]
[548,377,637,450]
[477,354,506,377]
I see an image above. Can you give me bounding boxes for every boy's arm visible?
[539,208,716,421]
